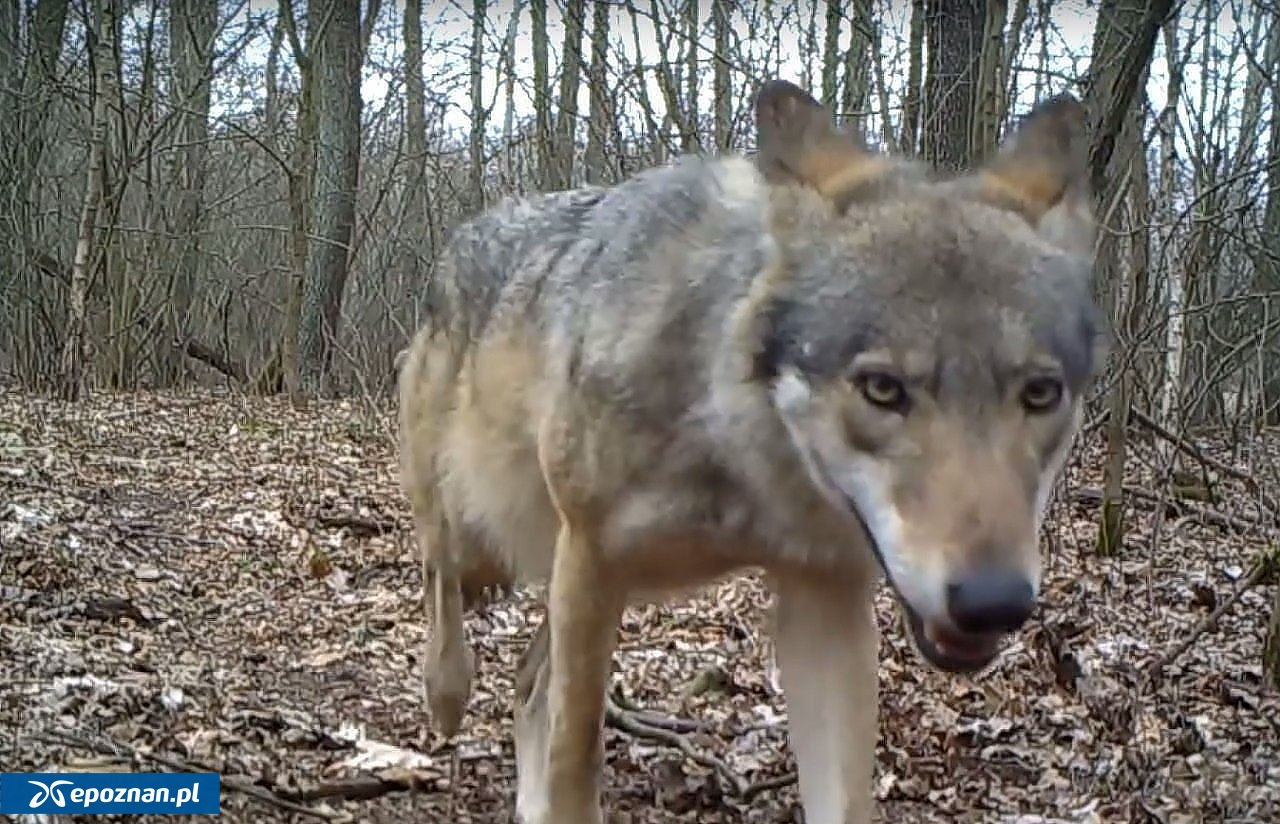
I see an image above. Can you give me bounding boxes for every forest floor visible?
[2,387,1279,824]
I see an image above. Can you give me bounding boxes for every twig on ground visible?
[1131,406,1280,520]
[313,509,399,537]
[603,692,798,799]
[1073,484,1265,534]
[33,730,335,821]
[1145,546,1280,684]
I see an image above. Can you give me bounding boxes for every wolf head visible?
[753,80,1102,673]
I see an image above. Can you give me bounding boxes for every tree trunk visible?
[681,0,698,152]
[469,0,487,206]
[296,0,364,396]
[900,0,925,154]
[60,0,116,401]
[500,3,523,184]
[278,0,314,401]
[1154,18,1185,466]
[551,0,584,190]
[1256,16,1280,423]
[970,0,1007,165]
[922,0,983,171]
[712,0,731,150]
[1085,0,1176,556]
[531,0,552,190]
[403,0,429,319]
[840,0,873,138]
[821,0,841,111]
[158,0,216,386]
[585,0,612,181]
[1084,0,1175,194]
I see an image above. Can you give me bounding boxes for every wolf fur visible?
[397,78,1102,824]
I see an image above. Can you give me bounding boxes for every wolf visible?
[397,78,1102,824]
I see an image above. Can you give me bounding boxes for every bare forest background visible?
[3,0,1280,628]
[3,2,1280,818]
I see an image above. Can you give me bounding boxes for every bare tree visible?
[900,0,925,154]
[585,0,613,181]
[296,0,369,396]
[531,0,551,189]
[921,0,983,170]
[840,0,873,137]
[1084,0,1177,555]
[158,0,218,385]
[550,0,585,190]
[469,0,487,205]
[970,0,1008,163]
[60,0,117,401]
[712,0,732,150]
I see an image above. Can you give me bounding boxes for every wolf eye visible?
[857,371,909,412]
[1021,377,1064,413]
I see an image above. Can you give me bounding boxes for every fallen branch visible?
[179,336,249,384]
[281,768,439,803]
[1131,406,1280,521]
[34,730,334,821]
[1144,546,1280,684]
[603,692,796,800]
[1072,484,1266,535]
[313,508,399,537]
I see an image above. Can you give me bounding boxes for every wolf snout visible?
[944,569,1036,635]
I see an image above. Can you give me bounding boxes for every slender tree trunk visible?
[840,0,873,138]
[821,0,841,111]
[402,0,429,321]
[900,0,925,154]
[922,0,983,171]
[297,0,364,396]
[1085,0,1176,556]
[500,3,522,184]
[158,0,217,386]
[970,0,1008,164]
[531,0,552,189]
[585,0,612,181]
[1154,18,1185,465]
[551,0,584,189]
[469,0,486,206]
[60,0,116,401]
[712,0,731,150]
[279,0,313,401]
[1256,16,1280,423]
[681,0,698,152]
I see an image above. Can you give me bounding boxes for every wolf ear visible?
[973,93,1095,256]
[754,79,884,208]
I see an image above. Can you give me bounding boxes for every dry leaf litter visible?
[1,388,1278,823]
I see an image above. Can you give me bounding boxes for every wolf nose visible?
[945,570,1035,635]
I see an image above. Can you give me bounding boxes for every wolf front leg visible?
[514,520,623,824]
[772,569,879,824]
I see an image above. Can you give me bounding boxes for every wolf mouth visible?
[834,488,1004,674]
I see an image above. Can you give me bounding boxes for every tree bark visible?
[712,0,731,150]
[585,0,613,181]
[469,0,487,206]
[551,0,584,190]
[60,0,116,401]
[296,0,364,396]
[840,0,873,138]
[531,0,552,189]
[1085,0,1177,556]
[900,0,924,154]
[922,0,983,171]
[970,0,1008,164]
[158,0,217,386]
